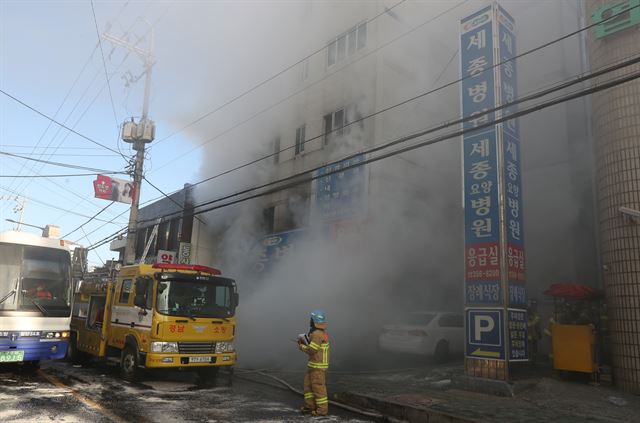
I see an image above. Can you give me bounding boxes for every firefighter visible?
[298,309,330,416]
[527,299,541,364]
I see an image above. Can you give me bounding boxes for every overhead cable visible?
[62,201,116,239]
[137,63,640,225]
[0,88,128,159]
[0,150,125,174]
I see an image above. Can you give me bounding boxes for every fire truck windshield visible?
[156,279,235,319]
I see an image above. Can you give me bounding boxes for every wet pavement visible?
[0,361,373,422]
[263,358,640,423]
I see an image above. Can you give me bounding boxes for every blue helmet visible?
[310,309,327,324]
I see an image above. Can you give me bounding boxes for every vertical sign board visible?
[461,6,502,306]
[497,4,526,311]
[461,3,527,367]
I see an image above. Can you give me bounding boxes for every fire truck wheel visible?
[196,367,218,387]
[67,334,83,364]
[121,345,139,381]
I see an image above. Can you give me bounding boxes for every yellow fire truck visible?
[69,263,238,383]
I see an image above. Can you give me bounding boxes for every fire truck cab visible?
[69,263,238,382]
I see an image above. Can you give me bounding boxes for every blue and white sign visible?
[507,309,528,361]
[466,308,505,360]
[461,5,502,306]
[497,5,527,308]
[315,154,366,221]
[254,229,305,274]
[461,3,527,365]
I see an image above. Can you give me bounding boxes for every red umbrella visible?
[543,283,602,300]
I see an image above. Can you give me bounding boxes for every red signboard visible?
[93,175,135,204]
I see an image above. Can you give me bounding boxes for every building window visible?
[323,109,345,145]
[295,125,306,155]
[273,137,281,164]
[328,22,367,67]
[263,206,275,234]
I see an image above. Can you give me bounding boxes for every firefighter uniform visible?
[299,310,330,416]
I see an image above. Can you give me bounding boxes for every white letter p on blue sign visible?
[474,315,494,341]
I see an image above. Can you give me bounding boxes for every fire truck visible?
[69,263,238,383]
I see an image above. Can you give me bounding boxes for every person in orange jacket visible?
[298,309,330,416]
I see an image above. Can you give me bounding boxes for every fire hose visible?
[235,368,405,422]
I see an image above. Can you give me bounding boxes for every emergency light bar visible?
[152,263,221,275]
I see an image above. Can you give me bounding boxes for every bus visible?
[0,231,73,368]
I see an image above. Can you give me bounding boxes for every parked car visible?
[378,311,464,361]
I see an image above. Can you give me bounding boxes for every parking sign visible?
[466,308,505,360]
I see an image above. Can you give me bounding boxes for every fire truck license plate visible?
[0,350,25,362]
[189,356,212,363]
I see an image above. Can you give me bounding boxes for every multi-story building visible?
[115,0,622,373]
[586,0,640,393]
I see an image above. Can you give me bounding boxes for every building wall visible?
[586,0,640,393]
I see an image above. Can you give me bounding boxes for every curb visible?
[334,391,479,423]
[451,375,539,397]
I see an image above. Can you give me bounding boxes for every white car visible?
[378,311,464,360]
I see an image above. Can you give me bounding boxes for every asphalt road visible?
[0,361,374,423]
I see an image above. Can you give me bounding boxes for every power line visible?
[0,172,124,178]
[0,184,127,225]
[0,88,127,158]
[0,150,125,174]
[91,57,626,251]
[149,0,411,149]
[142,176,207,226]
[0,152,121,157]
[72,192,166,245]
[148,0,469,174]
[137,59,640,226]
[62,201,115,239]
[90,0,120,127]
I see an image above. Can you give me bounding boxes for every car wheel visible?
[434,340,450,363]
[120,345,139,382]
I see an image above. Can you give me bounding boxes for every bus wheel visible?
[120,345,139,382]
[22,361,40,373]
[196,367,218,387]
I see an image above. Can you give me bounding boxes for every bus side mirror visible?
[233,293,239,308]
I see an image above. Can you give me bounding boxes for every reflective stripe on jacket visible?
[302,329,329,370]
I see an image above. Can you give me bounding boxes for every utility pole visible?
[102,20,156,265]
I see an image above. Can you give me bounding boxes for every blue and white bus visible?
[0,231,73,367]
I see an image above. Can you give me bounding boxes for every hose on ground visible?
[240,370,406,422]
